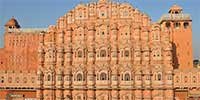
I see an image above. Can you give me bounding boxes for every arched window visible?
[152,49,161,59]
[66,95,71,100]
[31,77,35,83]
[47,75,51,81]
[176,76,179,83]
[23,77,27,83]
[123,10,128,16]
[174,22,180,29]
[77,73,83,81]
[193,76,196,83]
[184,76,188,83]
[100,72,107,80]
[77,95,81,100]
[100,50,106,57]
[125,95,129,100]
[153,33,160,40]
[137,76,141,81]
[124,50,129,57]
[157,74,162,81]
[168,75,172,80]
[146,76,150,80]
[102,31,105,35]
[124,73,130,81]
[1,77,4,83]
[77,50,82,58]
[58,76,62,81]
[184,22,189,29]
[166,22,171,28]
[8,77,12,83]
[16,77,20,83]
[121,51,123,57]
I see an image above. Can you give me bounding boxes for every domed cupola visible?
[98,0,108,3]
[168,4,183,14]
[4,17,21,29]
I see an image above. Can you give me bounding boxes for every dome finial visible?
[169,4,183,14]
[4,17,21,29]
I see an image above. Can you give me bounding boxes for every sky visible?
[0,0,199,59]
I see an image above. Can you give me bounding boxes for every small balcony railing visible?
[159,14,191,22]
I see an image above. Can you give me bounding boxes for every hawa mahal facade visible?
[0,0,199,100]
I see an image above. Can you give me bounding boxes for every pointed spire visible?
[5,16,21,28]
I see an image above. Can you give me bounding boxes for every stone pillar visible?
[133,26,141,42]
[141,44,150,65]
[37,32,45,100]
[36,70,43,100]
[143,70,151,89]
[142,14,150,27]
[134,44,141,65]
[87,22,95,100]
[87,22,95,44]
[110,22,119,89]
[64,26,72,45]
[56,54,64,90]
[64,45,72,85]
[110,23,118,42]
[111,64,119,100]
[86,61,95,100]
[55,69,64,87]
[87,22,95,65]
[110,49,118,88]
[64,26,73,77]
[63,27,73,100]
[55,70,64,100]
[55,31,65,100]
[135,70,142,88]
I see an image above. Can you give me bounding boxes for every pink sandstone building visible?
[0,0,198,100]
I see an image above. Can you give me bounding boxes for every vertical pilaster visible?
[87,22,95,100]
[37,32,45,100]
[110,23,118,89]
[56,31,65,100]
[63,26,73,100]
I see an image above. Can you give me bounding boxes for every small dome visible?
[4,17,21,28]
[170,5,182,10]
[169,4,183,13]
[98,0,108,3]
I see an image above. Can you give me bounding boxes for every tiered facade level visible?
[0,0,198,100]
